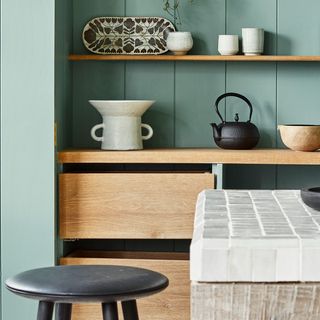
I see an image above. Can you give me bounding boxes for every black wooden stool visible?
[5,265,169,320]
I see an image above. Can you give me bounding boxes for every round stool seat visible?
[5,265,169,303]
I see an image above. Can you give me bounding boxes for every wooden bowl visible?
[278,125,320,151]
[301,187,320,211]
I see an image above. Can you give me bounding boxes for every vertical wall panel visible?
[1,0,55,318]
[72,0,125,148]
[72,62,126,148]
[277,0,320,188]
[227,0,277,55]
[56,0,73,150]
[179,0,225,55]
[175,0,225,147]
[225,0,277,188]
[126,0,175,148]
[278,0,320,55]
[69,0,320,188]
[175,62,225,147]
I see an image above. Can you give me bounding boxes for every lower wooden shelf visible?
[60,250,190,320]
[58,148,320,165]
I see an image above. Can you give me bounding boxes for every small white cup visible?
[242,28,264,55]
[218,35,239,56]
[167,32,193,55]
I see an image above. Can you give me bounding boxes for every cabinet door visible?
[60,172,213,239]
[60,251,190,320]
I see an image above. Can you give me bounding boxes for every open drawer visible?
[59,172,213,239]
[60,250,190,320]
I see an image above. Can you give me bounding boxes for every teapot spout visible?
[210,123,221,141]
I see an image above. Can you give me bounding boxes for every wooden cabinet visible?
[58,148,320,319]
[60,172,213,239]
[61,251,190,320]
[58,155,214,320]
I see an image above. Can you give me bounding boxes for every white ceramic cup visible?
[218,35,239,55]
[242,28,264,55]
[167,32,193,55]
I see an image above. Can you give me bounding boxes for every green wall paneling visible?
[175,62,225,147]
[277,0,320,55]
[277,63,320,187]
[125,0,175,148]
[178,0,225,54]
[1,0,55,318]
[125,61,175,148]
[224,0,277,189]
[277,166,320,189]
[224,165,277,189]
[277,0,320,188]
[225,63,277,147]
[73,0,125,54]
[55,0,73,150]
[175,0,225,147]
[72,62,126,147]
[226,0,277,55]
[72,0,125,148]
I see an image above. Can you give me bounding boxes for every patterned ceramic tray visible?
[82,16,175,55]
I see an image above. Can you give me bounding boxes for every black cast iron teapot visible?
[210,92,260,150]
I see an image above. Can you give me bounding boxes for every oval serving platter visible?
[82,16,175,55]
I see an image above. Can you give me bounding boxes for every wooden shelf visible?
[69,54,320,62]
[58,148,320,165]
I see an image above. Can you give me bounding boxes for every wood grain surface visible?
[59,172,213,239]
[69,54,320,61]
[192,282,320,320]
[60,251,190,320]
[58,148,320,165]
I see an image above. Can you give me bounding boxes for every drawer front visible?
[60,255,190,320]
[60,173,213,239]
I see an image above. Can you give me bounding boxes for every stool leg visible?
[121,300,139,320]
[37,301,54,320]
[102,302,118,320]
[55,303,72,320]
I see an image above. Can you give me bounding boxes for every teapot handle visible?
[215,92,253,123]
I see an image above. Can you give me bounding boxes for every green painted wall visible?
[1,0,55,319]
[1,0,319,317]
[65,0,320,189]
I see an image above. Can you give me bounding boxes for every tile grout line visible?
[272,191,302,280]
[224,190,233,239]
[249,191,266,236]
[272,191,300,238]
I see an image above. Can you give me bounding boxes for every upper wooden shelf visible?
[58,148,320,165]
[69,54,320,62]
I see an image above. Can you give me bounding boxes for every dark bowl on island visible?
[301,187,320,211]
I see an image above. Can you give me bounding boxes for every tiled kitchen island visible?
[191,190,320,320]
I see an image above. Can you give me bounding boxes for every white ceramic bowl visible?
[278,124,320,152]
[167,32,193,55]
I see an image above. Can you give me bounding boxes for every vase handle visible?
[141,123,153,140]
[91,123,104,142]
